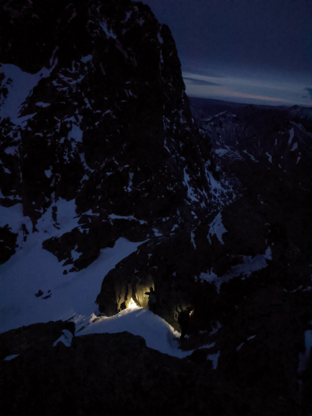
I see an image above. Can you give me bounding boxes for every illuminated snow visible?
[127,298,139,309]
[77,307,192,359]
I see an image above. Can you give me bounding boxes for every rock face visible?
[1,1,312,414]
[190,97,312,290]
[1,321,311,416]
[0,0,214,306]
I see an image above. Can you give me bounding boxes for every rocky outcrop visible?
[0,0,218,328]
[0,0,214,276]
[0,320,75,359]
[1,319,311,415]
[0,225,18,264]
[190,98,312,289]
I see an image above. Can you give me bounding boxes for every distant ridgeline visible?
[0,1,312,414]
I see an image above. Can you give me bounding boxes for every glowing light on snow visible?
[127,298,139,309]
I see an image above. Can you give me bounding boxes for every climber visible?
[145,287,157,313]
[178,307,192,340]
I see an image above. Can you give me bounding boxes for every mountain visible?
[0,1,312,415]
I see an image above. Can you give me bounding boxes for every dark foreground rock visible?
[1,316,312,416]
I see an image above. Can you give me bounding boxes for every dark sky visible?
[139,0,312,106]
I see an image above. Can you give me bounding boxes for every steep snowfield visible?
[0,57,57,125]
[76,302,192,358]
[0,200,143,334]
[0,200,202,359]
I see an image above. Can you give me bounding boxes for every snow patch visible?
[68,122,83,142]
[125,171,134,192]
[109,214,147,225]
[100,21,117,39]
[153,228,163,237]
[77,307,193,359]
[265,152,272,164]
[45,169,52,178]
[53,329,73,347]
[291,142,298,151]
[183,167,199,202]
[205,169,237,208]
[36,102,50,108]
[199,247,272,293]
[123,11,132,22]
[288,128,294,145]
[208,351,220,369]
[4,354,19,361]
[298,330,312,373]
[5,146,18,155]
[0,197,144,333]
[0,57,57,125]
[208,212,227,245]
[199,268,218,284]
[243,150,258,162]
[215,148,228,157]
[190,231,196,249]
[81,55,92,63]
[157,32,163,44]
[236,342,244,352]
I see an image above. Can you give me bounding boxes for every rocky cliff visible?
[1,1,312,415]
[0,0,218,324]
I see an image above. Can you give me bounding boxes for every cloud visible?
[183,77,221,87]
[182,65,226,78]
[185,83,292,106]
[304,87,312,99]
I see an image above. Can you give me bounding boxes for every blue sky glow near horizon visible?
[140,0,312,107]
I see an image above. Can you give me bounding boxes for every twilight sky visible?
[139,0,312,106]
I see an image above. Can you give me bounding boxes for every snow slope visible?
[76,302,193,358]
[0,199,143,334]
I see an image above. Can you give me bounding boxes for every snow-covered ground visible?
[76,301,193,359]
[0,57,57,125]
[199,247,272,292]
[0,199,210,361]
[0,199,143,334]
